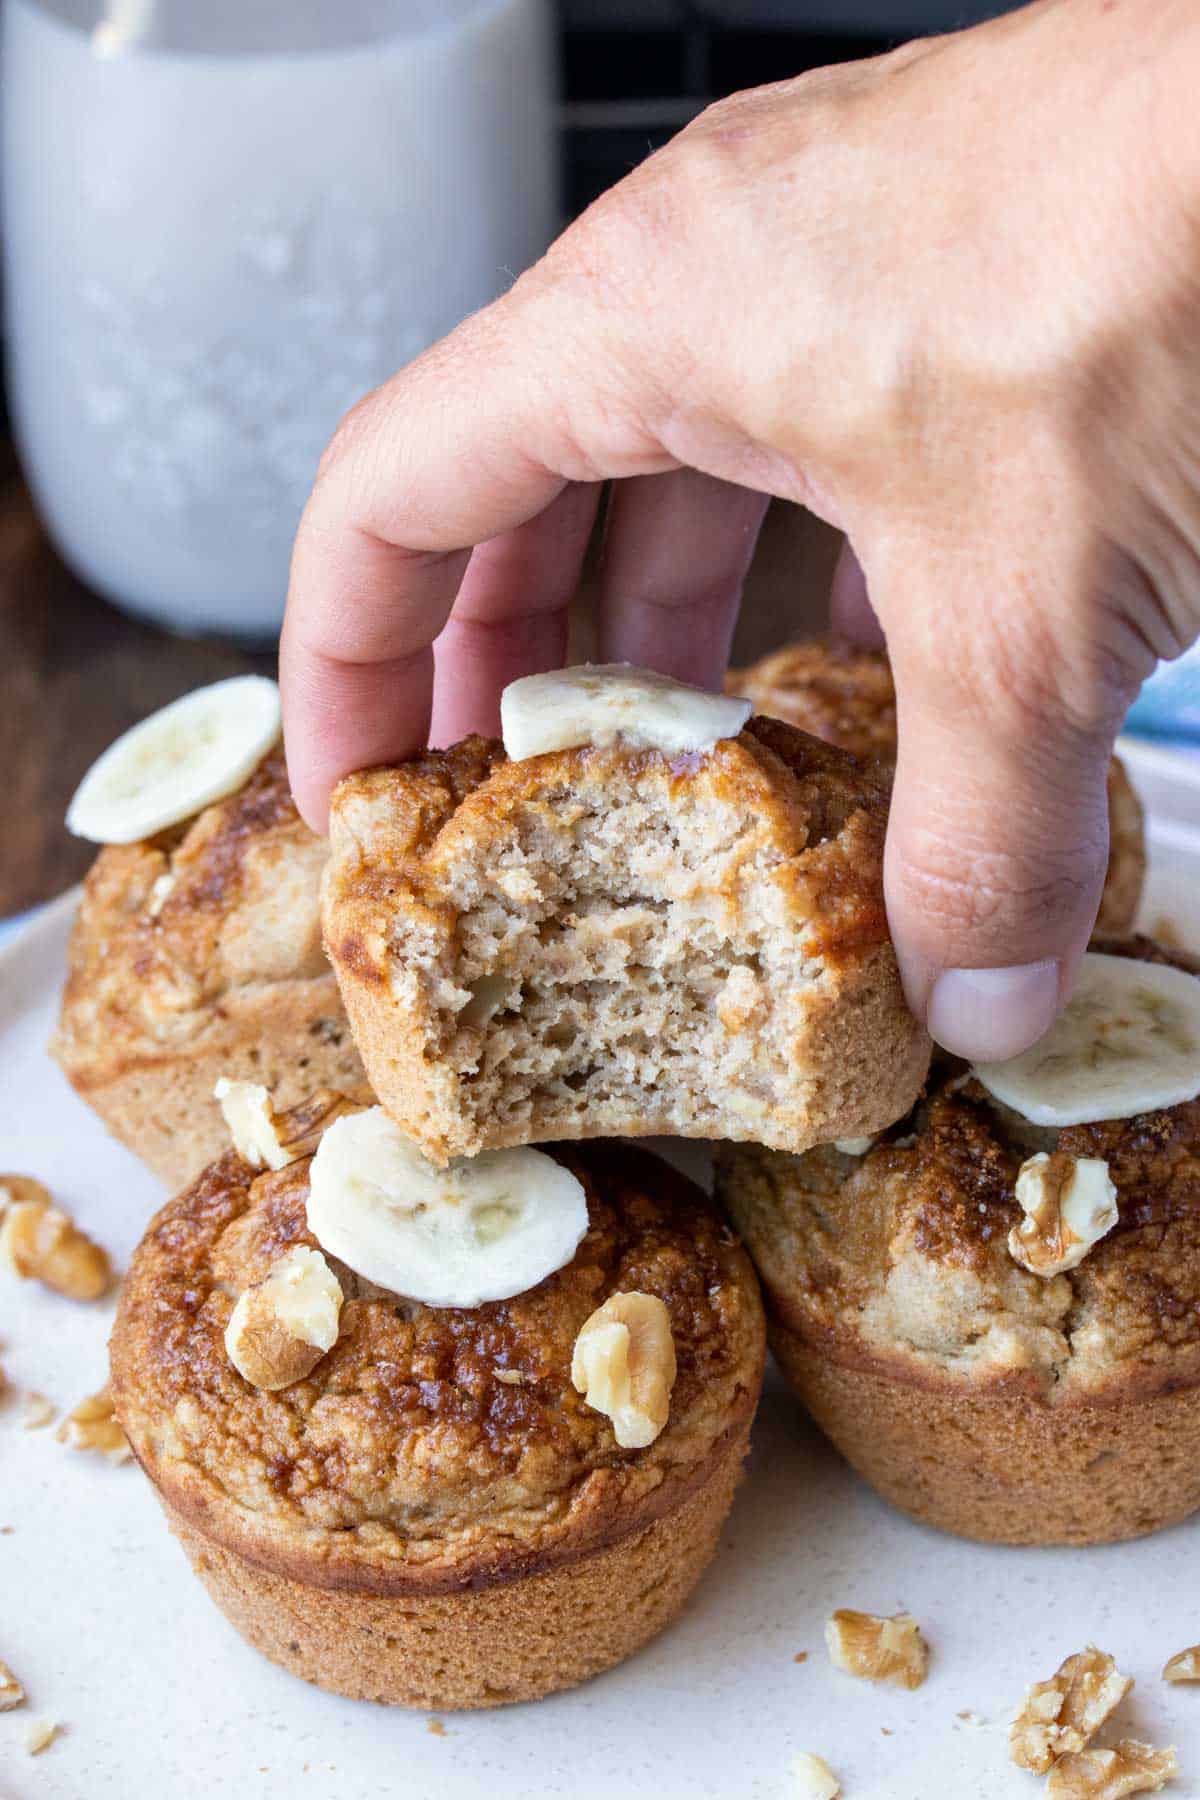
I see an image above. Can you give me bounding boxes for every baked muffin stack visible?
[58,644,1194,1709]
[67,661,932,1708]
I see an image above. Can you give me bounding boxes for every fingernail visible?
[926,960,1061,1063]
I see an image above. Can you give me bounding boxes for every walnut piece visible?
[789,1751,840,1798]
[24,1717,58,1755]
[22,1392,56,1431]
[224,1245,343,1391]
[717,965,765,1032]
[1162,1647,1200,1683]
[1046,1740,1178,1798]
[1010,1646,1133,1773]
[57,1386,131,1463]
[825,1610,929,1690]
[214,1082,358,1171]
[571,1292,676,1449]
[1009,1153,1119,1276]
[0,1658,25,1710]
[0,1185,111,1301]
[213,1078,294,1171]
[0,1174,51,1217]
[272,1091,363,1163]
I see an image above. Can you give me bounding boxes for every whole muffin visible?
[715,943,1200,1547]
[726,638,1145,934]
[322,719,930,1165]
[111,1105,765,1708]
[52,750,368,1190]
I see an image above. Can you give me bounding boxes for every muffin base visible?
[773,1325,1200,1547]
[165,1425,748,1709]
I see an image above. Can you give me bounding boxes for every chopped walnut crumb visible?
[57,1386,130,1463]
[1046,1740,1178,1798]
[0,1183,111,1301]
[24,1717,58,1755]
[571,1292,676,1449]
[22,1392,56,1431]
[213,1083,357,1173]
[224,1246,343,1391]
[213,1078,294,1170]
[789,1752,840,1799]
[1008,1153,1118,1277]
[1010,1646,1133,1773]
[0,1174,50,1217]
[825,1610,929,1690]
[717,965,765,1032]
[274,1091,362,1163]
[0,1658,25,1710]
[493,1368,526,1386]
[1163,1647,1200,1684]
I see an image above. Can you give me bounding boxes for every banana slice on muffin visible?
[65,675,283,845]
[727,637,1146,935]
[322,667,930,1165]
[716,937,1200,1548]
[52,709,369,1191]
[110,1092,765,1709]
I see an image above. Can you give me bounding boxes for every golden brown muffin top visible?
[726,639,898,763]
[326,717,894,977]
[111,1110,764,1592]
[716,939,1200,1400]
[53,751,333,1078]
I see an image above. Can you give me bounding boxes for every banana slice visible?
[66,675,281,844]
[974,952,1200,1126]
[500,663,751,762]
[306,1107,588,1308]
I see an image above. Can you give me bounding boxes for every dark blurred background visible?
[557,1,1014,215]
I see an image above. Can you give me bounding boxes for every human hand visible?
[281,0,1200,1061]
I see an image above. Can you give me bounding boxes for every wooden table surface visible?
[1,458,838,919]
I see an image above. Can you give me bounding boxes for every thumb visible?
[870,551,1139,1063]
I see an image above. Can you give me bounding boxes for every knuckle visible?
[895,839,1101,943]
[535,156,691,318]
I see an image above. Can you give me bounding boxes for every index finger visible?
[280,291,673,830]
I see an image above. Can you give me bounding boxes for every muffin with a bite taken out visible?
[110,1087,765,1708]
[716,939,1200,1546]
[321,665,931,1167]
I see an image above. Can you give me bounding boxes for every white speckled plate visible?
[2,783,1200,1800]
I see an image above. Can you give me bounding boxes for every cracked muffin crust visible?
[715,940,1200,1546]
[321,719,930,1165]
[110,1104,765,1707]
[726,638,1145,935]
[51,751,368,1190]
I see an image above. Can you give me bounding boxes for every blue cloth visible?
[1125,645,1200,742]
